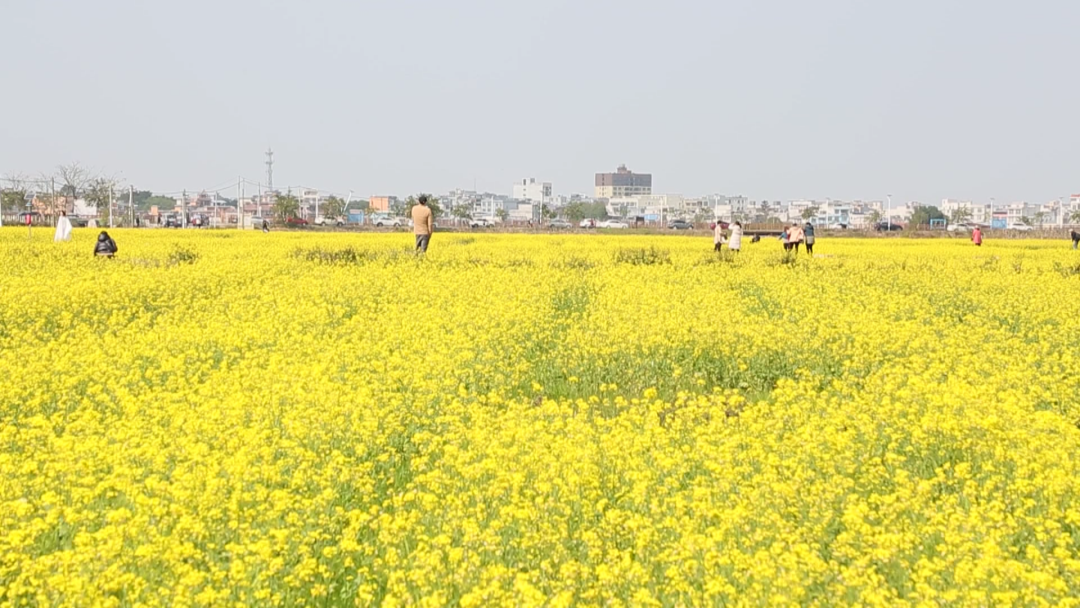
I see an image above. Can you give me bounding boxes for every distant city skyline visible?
[2,1,1077,203]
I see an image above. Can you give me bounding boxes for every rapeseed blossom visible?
[1,229,1080,605]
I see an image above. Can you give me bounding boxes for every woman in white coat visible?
[728,221,743,252]
[713,222,726,252]
[54,211,73,242]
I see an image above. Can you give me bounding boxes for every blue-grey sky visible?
[1,0,1076,203]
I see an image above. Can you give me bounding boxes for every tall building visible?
[512,178,551,204]
[595,164,652,199]
[369,196,398,213]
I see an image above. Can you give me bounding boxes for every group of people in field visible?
[712,221,744,253]
[50,204,1080,260]
[779,223,817,254]
[712,221,819,255]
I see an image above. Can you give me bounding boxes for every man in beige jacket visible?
[411,195,434,252]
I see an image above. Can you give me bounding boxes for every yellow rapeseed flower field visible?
[2,227,1080,606]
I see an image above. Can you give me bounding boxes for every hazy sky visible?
[1,0,1076,203]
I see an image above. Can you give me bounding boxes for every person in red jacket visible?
[971,226,983,247]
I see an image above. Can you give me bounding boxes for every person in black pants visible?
[804,222,816,255]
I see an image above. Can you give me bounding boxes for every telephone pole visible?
[265,148,274,193]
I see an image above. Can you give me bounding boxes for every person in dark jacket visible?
[94,231,118,258]
[1071,229,1079,250]
[804,222,816,255]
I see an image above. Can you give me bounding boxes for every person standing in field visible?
[972,226,983,247]
[411,195,434,253]
[803,222,816,255]
[1070,229,1079,250]
[54,211,73,242]
[713,221,726,252]
[728,221,743,253]
[780,226,791,251]
[262,219,270,233]
[788,224,805,253]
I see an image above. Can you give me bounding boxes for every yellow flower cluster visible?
[2,228,1080,606]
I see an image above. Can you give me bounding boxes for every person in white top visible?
[54,211,73,242]
[713,222,726,252]
[728,222,743,252]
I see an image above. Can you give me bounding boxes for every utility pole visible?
[237,177,243,229]
[257,183,262,219]
[265,148,274,193]
[182,190,187,228]
[129,185,134,227]
[109,185,114,228]
[887,194,892,231]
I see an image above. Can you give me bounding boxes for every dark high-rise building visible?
[594,164,652,199]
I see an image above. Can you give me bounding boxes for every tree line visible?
[1,163,174,217]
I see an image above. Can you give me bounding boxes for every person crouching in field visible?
[411,195,434,253]
[972,226,983,247]
[713,222,725,252]
[94,231,118,258]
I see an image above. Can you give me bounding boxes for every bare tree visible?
[83,178,116,215]
[53,162,93,217]
[1,173,29,215]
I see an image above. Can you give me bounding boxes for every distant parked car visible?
[1008,224,1034,232]
[314,215,345,227]
[579,219,598,229]
[372,214,404,228]
[668,219,694,230]
[470,217,496,228]
[874,222,904,232]
[286,216,309,226]
[599,219,629,229]
[947,222,976,232]
[548,219,572,229]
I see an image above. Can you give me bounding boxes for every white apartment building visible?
[512,178,551,204]
[603,194,686,221]
[506,201,535,222]
[1000,202,1039,227]
[472,195,511,219]
[1068,195,1080,224]
[940,199,991,224]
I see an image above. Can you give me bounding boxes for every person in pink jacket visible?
[972,227,983,247]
